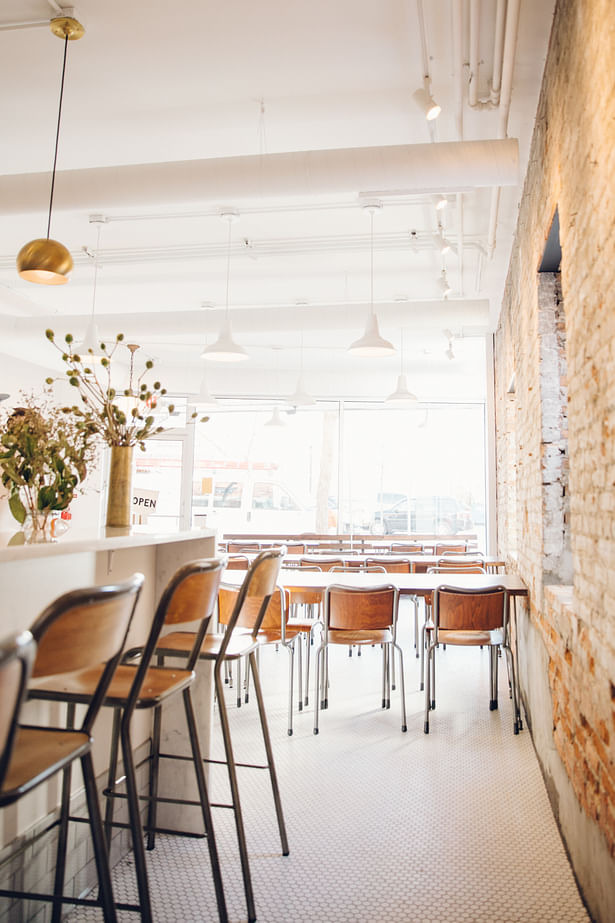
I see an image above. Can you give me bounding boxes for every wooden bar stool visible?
[29,560,227,923]
[0,575,143,923]
[154,548,287,923]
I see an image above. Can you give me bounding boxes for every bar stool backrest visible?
[435,585,507,633]
[218,584,289,632]
[326,584,398,631]
[220,548,285,650]
[0,631,36,792]
[29,574,144,734]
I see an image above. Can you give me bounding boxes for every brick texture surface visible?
[495,0,615,869]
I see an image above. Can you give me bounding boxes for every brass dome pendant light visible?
[16,14,85,285]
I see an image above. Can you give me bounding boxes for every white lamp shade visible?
[385,373,417,404]
[265,406,286,427]
[288,374,316,406]
[201,317,248,362]
[195,371,218,407]
[413,87,441,120]
[348,313,396,357]
[76,317,106,361]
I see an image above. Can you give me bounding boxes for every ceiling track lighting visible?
[438,270,453,298]
[265,405,286,427]
[201,210,249,362]
[386,329,417,404]
[412,85,441,121]
[443,328,456,360]
[348,203,395,358]
[16,14,85,285]
[435,194,448,211]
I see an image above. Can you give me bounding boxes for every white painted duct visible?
[0,139,519,215]
[0,301,490,342]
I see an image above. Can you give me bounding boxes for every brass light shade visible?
[17,238,73,285]
[16,15,84,285]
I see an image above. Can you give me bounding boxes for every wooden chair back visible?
[228,542,259,553]
[429,563,486,574]
[365,557,411,573]
[391,542,423,553]
[326,585,397,632]
[217,584,288,632]
[283,543,305,555]
[0,631,36,793]
[330,564,386,573]
[300,557,343,572]
[29,574,144,733]
[435,585,507,633]
[226,555,250,570]
[434,542,467,555]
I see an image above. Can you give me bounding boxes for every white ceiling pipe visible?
[0,140,519,216]
[490,0,508,104]
[488,0,521,254]
[451,0,464,141]
[1,301,490,342]
[469,0,481,108]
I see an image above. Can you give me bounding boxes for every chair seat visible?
[438,627,504,646]
[29,664,195,709]
[0,726,91,805]
[159,630,259,661]
[328,627,392,645]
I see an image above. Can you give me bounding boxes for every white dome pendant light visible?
[348,203,395,357]
[386,329,417,404]
[201,211,248,362]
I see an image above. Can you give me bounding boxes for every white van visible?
[192,473,315,533]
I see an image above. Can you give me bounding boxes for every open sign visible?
[132,488,160,524]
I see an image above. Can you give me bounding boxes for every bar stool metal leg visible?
[81,749,119,923]
[120,713,154,922]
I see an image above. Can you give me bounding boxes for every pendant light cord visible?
[91,223,102,316]
[369,208,374,316]
[225,218,232,319]
[46,34,69,239]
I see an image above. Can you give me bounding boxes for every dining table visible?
[226,552,507,574]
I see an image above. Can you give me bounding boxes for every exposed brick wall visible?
[495,0,615,917]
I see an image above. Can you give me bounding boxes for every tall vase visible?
[106,444,134,528]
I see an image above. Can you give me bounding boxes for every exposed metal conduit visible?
[487,0,521,254]
[469,0,481,108]
[490,0,508,104]
[451,0,464,140]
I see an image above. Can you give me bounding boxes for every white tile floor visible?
[69,598,589,922]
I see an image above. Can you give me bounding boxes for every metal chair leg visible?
[183,687,228,923]
[104,708,122,851]
[120,714,153,922]
[394,641,408,732]
[214,665,256,923]
[81,750,119,923]
[51,702,76,923]
[287,642,295,736]
[296,634,303,712]
[249,650,289,856]
[146,703,163,851]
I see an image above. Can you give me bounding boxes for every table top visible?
[222,567,527,598]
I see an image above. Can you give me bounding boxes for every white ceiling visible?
[0,0,555,401]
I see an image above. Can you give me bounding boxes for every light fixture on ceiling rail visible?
[201,210,249,362]
[435,194,448,211]
[76,216,106,360]
[444,329,455,360]
[435,225,456,256]
[348,202,395,358]
[386,329,417,404]
[412,85,441,121]
[438,270,453,298]
[16,13,85,285]
[288,332,316,406]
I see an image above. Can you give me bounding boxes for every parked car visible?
[371,495,469,535]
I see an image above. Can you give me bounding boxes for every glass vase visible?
[22,510,55,543]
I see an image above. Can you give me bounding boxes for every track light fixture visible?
[16,14,85,285]
[444,329,455,360]
[413,86,441,121]
[386,330,417,404]
[435,194,448,211]
[438,271,452,298]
